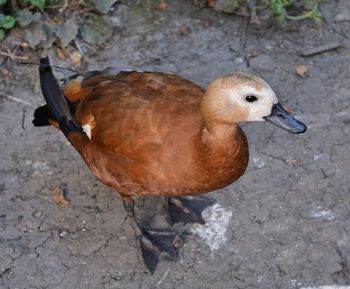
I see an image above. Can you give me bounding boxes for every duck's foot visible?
[140,228,183,273]
[168,196,215,225]
[122,197,183,273]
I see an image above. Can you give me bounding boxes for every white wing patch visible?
[82,124,92,139]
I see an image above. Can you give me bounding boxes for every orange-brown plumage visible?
[35,57,306,272]
[63,71,249,197]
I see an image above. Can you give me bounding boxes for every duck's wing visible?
[70,71,205,157]
[113,71,204,103]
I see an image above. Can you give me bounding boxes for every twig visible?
[13,41,30,48]
[74,38,87,55]
[39,9,58,25]
[81,42,98,54]
[0,93,34,107]
[21,107,26,130]
[10,0,17,9]
[155,266,172,288]
[19,61,80,73]
[240,16,248,51]
[59,0,69,15]
[299,42,343,57]
[0,50,29,61]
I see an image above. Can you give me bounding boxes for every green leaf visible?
[27,0,46,8]
[55,18,78,47]
[24,21,47,47]
[0,14,16,29]
[95,0,118,13]
[16,9,41,27]
[39,22,55,48]
[213,0,244,14]
[80,14,113,45]
[301,0,318,10]
[0,29,5,42]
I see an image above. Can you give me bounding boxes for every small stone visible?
[234,57,244,64]
[249,55,277,73]
[108,16,122,27]
[264,42,274,50]
[252,157,265,168]
[32,210,43,219]
[344,126,350,135]
[335,12,350,22]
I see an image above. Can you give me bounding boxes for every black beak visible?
[264,103,307,134]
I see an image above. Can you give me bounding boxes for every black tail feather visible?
[33,105,51,127]
[36,57,83,136]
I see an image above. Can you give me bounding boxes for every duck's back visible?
[74,71,205,153]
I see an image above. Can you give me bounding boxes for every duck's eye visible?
[245,95,258,103]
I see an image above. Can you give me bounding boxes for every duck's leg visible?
[167,196,215,225]
[123,198,183,273]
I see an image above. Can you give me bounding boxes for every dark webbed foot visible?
[123,198,183,273]
[140,229,183,273]
[168,196,215,224]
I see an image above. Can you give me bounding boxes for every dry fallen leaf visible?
[1,67,10,77]
[250,8,261,27]
[286,158,297,165]
[295,64,309,78]
[158,2,167,9]
[179,25,190,35]
[70,51,82,65]
[203,20,211,28]
[56,48,66,61]
[51,188,70,207]
[208,0,215,7]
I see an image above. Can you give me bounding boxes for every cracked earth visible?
[1,1,350,288]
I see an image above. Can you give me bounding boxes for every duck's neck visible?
[202,123,239,143]
[200,122,247,167]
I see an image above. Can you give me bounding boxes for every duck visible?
[34,56,306,272]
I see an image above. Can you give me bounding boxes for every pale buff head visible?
[200,72,278,127]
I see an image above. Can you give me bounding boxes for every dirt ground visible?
[1,1,350,288]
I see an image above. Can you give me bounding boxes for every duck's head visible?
[201,72,306,134]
